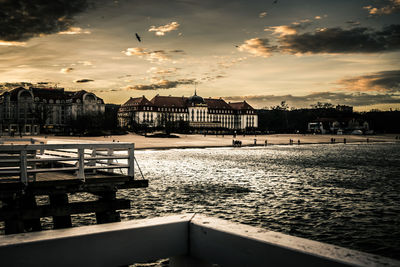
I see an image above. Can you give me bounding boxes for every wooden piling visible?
[50,193,72,229]
[95,191,121,224]
[0,142,148,234]
[21,194,42,232]
[3,198,24,235]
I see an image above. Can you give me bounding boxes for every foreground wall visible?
[0,214,398,267]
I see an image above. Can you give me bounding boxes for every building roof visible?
[122,96,153,106]
[188,90,205,105]
[204,98,232,110]
[0,87,29,101]
[0,87,104,104]
[118,94,256,111]
[150,95,188,108]
[229,101,254,110]
[69,90,86,101]
[31,87,67,100]
[68,90,104,104]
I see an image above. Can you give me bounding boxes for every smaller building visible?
[308,117,369,134]
[307,122,325,134]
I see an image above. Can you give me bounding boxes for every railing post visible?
[128,145,134,179]
[20,149,28,185]
[40,142,44,155]
[32,147,37,182]
[90,148,97,174]
[77,148,85,181]
[107,148,114,173]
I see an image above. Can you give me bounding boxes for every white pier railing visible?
[0,214,398,267]
[0,143,135,184]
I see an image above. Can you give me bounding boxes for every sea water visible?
[6,142,399,260]
[115,142,400,260]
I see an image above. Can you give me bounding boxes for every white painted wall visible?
[0,214,397,267]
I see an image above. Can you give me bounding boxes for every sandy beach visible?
[29,133,399,150]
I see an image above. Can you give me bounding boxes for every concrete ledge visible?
[190,215,398,267]
[0,214,398,267]
[0,214,191,267]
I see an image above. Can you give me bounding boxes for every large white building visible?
[118,92,258,130]
[0,86,105,135]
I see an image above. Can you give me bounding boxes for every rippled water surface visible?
[115,142,400,260]
[17,142,400,260]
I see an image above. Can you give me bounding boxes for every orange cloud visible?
[265,25,297,36]
[60,67,74,74]
[364,0,400,15]
[259,11,267,18]
[58,27,91,35]
[238,38,274,58]
[123,48,170,62]
[0,41,26,46]
[149,22,180,36]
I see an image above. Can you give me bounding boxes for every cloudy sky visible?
[0,0,399,110]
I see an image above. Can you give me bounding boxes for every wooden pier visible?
[0,142,148,234]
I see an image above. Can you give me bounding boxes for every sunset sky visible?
[0,0,399,110]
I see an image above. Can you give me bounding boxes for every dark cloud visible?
[74,79,94,83]
[125,78,195,90]
[279,24,400,54]
[337,70,400,92]
[199,74,226,82]
[0,0,89,41]
[169,49,185,53]
[346,20,361,26]
[117,74,132,79]
[239,25,400,58]
[224,92,400,108]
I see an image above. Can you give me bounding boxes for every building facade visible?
[308,117,369,134]
[118,92,258,130]
[0,87,105,135]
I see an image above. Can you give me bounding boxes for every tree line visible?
[257,101,400,133]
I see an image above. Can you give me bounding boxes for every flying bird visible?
[135,33,141,42]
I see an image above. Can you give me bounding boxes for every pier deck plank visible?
[0,171,148,198]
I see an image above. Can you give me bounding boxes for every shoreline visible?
[7,133,398,150]
[133,140,397,151]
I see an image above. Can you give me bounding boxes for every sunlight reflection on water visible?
[116,143,400,259]
[22,143,400,260]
